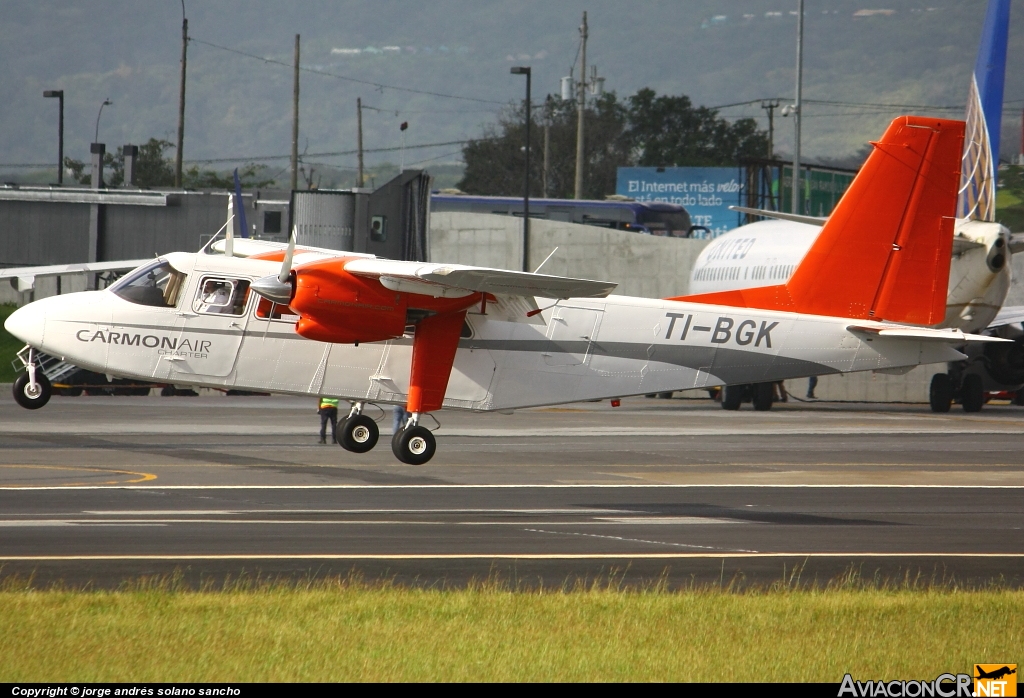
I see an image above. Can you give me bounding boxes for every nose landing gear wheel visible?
[339,414,379,453]
[13,373,51,410]
[391,425,436,465]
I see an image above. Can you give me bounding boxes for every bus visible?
[430,194,706,238]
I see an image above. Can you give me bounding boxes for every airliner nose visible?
[4,303,44,346]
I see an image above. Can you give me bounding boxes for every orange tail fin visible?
[674,116,965,324]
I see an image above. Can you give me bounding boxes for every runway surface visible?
[1,394,1023,588]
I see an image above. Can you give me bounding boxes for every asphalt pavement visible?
[1,393,1022,588]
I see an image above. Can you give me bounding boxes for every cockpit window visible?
[193,276,251,316]
[111,261,188,308]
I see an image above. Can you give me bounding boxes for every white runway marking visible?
[523,527,756,553]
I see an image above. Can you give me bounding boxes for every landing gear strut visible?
[12,348,51,410]
[338,402,379,453]
[391,413,436,465]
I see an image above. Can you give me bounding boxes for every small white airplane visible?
[685,0,1017,413]
[3,116,1006,464]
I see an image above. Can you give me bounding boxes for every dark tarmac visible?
[1,394,1022,588]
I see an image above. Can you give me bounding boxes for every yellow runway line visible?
[0,464,157,487]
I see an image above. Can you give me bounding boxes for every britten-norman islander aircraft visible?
[3,116,1005,464]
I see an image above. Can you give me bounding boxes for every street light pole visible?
[511,66,531,273]
[792,0,804,215]
[43,90,64,185]
[94,98,113,144]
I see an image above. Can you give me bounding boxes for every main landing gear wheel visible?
[929,373,952,413]
[961,374,984,413]
[721,385,743,411]
[339,414,379,453]
[752,382,774,411]
[13,372,51,410]
[392,425,436,465]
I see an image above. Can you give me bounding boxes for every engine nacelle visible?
[983,336,1024,387]
[290,259,407,344]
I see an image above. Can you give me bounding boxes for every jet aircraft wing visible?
[728,206,827,227]
[343,259,617,300]
[986,305,1024,329]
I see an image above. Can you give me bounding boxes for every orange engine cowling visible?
[290,258,407,344]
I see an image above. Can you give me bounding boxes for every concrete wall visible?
[429,212,709,298]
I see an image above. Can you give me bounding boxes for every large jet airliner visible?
[683,0,1016,413]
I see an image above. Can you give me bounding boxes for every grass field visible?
[0,303,20,383]
[0,577,1020,682]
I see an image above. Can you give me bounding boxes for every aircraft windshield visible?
[111,261,188,308]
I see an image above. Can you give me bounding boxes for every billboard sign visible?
[616,166,744,237]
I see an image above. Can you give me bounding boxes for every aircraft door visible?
[167,275,252,378]
[543,306,603,367]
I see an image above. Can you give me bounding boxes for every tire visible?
[392,425,436,465]
[339,414,379,453]
[752,382,774,411]
[161,385,176,397]
[13,373,51,410]
[929,374,952,413]
[961,374,984,413]
[721,385,743,411]
[657,391,674,399]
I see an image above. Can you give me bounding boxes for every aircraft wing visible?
[987,305,1024,329]
[1008,234,1024,254]
[343,259,617,299]
[846,325,1009,343]
[0,260,152,290]
[728,206,827,227]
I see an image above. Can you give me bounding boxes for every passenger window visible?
[112,260,188,308]
[193,277,251,316]
[255,297,300,322]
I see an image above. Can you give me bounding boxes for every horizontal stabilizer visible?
[728,206,826,227]
[846,324,1008,343]
[344,259,617,299]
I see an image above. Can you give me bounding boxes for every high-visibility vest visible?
[319,397,340,409]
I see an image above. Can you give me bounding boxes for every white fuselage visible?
[689,218,1011,333]
[7,251,969,409]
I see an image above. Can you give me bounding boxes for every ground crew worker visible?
[318,397,340,444]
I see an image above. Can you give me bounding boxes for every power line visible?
[190,37,505,106]
[185,139,472,165]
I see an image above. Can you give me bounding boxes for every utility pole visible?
[573,11,587,200]
[356,97,365,187]
[761,100,780,160]
[792,0,804,215]
[291,34,300,192]
[175,1,187,188]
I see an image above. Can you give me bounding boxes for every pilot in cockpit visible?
[197,280,234,314]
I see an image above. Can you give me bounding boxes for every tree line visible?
[458,88,769,199]
[63,138,273,189]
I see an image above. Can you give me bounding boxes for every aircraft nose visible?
[4,303,44,346]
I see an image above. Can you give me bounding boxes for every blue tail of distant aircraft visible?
[959,0,1011,221]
